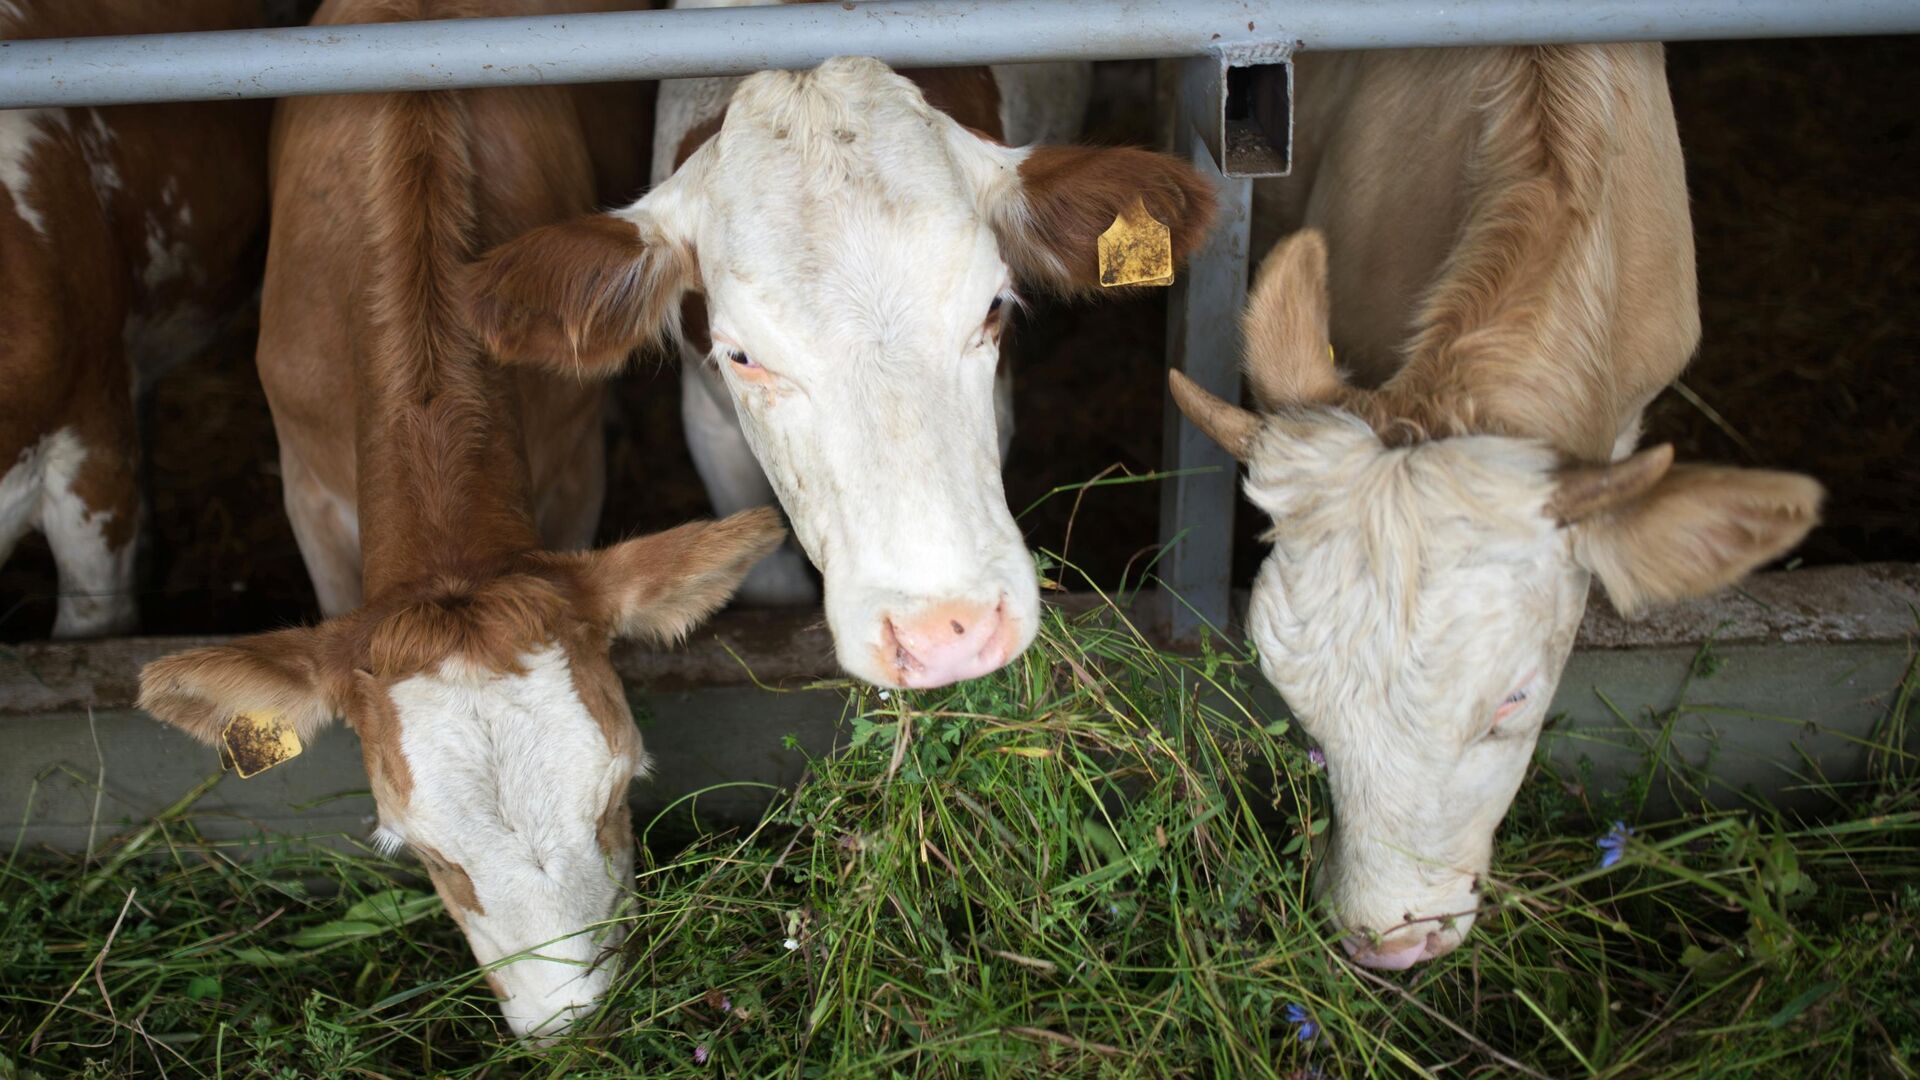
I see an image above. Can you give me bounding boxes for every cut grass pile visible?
[3,589,1918,1078]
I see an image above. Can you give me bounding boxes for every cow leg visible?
[0,438,45,572]
[680,357,819,606]
[40,424,139,639]
[280,449,363,616]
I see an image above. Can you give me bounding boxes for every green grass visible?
[4,584,1918,1078]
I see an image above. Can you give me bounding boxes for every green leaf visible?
[1262,720,1290,737]
[186,975,222,1001]
[1766,980,1839,1029]
[287,920,385,948]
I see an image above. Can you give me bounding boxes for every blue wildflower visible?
[1283,1002,1320,1042]
[1596,821,1634,869]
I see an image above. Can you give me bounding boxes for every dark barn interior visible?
[2,36,1914,641]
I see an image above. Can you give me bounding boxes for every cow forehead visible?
[386,645,624,847]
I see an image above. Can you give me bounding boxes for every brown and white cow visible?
[1171,46,1822,969]
[467,46,1217,689]
[138,0,782,1040]
[0,0,268,637]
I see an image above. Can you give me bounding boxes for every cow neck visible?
[353,318,542,603]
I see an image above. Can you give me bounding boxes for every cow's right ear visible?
[466,201,698,376]
[138,625,350,746]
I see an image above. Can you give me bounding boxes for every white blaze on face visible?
[1240,414,1587,968]
[646,59,1040,688]
[377,645,638,1039]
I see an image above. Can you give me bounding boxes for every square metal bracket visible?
[1186,44,1294,179]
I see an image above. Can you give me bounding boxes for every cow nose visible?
[1342,930,1452,970]
[883,598,1012,688]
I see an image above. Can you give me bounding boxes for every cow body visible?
[1174,46,1819,968]
[264,0,654,616]
[141,0,782,1040]
[0,1,268,637]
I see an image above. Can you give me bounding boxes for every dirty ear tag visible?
[221,711,303,779]
[1097,196,1174,288]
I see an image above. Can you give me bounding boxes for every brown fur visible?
[1004,145,1217,297]
[466,212,696,377]
[415,842,487,915]
[532,506,786,645]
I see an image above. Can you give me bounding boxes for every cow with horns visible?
[137,0,782,1040]
[1172,45,1821,969]
[467,45,1217,690]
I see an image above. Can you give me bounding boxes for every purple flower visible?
[721,995,733,1013]
[1307,748,1326,770]
[1283,1002,1320,1042]
[693,1045,710,1065]
[1596,821,1634,869]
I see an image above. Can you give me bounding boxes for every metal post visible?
[5,0,1920,108]
[1157,54,1254,644]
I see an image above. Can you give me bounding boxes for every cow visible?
[137,0,784,1040]
[0,0,269,638]
[1169,45,1822,969]
[466,48,1218,689]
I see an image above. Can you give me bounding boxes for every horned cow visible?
[1173,45,1821,969]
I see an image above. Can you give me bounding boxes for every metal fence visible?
[6,0,1915,637]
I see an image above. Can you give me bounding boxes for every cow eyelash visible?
[722,348,759,369]
[1501,689,1529,706]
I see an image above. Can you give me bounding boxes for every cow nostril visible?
[950,620,965,635]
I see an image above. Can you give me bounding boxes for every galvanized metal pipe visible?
[2,0,1917,109]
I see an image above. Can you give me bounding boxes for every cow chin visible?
[1317,831,1485,971]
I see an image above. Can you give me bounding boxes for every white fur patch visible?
[36,429,136,638]
[387,644,635,1038]
[0,437,46,565]
[0,108,67,238]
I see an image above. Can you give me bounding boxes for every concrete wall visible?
[3,565,1914,854]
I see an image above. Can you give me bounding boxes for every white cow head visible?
[139,511,783,1036]
[467,57,1215,688]
[1172,231,1821,968]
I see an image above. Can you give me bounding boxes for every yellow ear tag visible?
[1097,196,1175,288]
[221,711,303,779]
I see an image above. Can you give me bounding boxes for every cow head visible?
[1172,231,1821,968]
[467,57,1214,688]
[138,510,782,1036]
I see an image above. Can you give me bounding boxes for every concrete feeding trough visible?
[4,564,1913,854]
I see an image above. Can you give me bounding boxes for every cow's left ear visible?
[1564,460,1823,617]
[991,144,1217,297]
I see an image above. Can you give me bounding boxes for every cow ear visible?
[1568,463,1823,617]
[550,508,787,644]
[138,624,349,746]
[466,200,698,376]
[992,144,1216,297]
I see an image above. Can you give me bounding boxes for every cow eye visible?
[726,348,758,369]
[987,295,1004,317]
